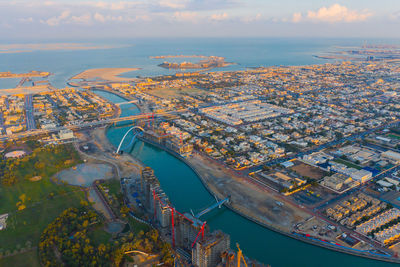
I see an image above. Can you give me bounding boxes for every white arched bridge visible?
[116,126,144,154]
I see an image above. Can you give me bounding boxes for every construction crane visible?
[236,243,248,267]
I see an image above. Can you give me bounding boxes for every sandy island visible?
[70,68,140,82]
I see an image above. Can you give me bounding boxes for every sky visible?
[0,0,400,39]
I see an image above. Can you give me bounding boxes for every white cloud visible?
[159,0,188,9]
[134,15,152,22]
[390,11,400,20]
[109,2,133,10]
[0,22,12,29]
[18,17,34,23]
[94,12,106,22]
[241,13,262,23]
[307,4,372,23]
[43,1,57,6]
[172,11,198,22]
[70,13,92,25]
[93,13,126,23]
[210,12,228,21]
[292,12,302,23]
[73,1,140,10]
[43,10,70,26]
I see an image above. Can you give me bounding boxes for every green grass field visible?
[88,224,112,246]
[333,158,362,170]
[103,178,121,196]
[0,177,79,214]
[0,250,41,267]
[1,143,82,186]
[0,142,87,254]
[388,134,400,140]
[0,190,86,251]
[128,217,150,235]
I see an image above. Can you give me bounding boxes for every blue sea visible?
[1,37,399,89]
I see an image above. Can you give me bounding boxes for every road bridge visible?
[0,109,187,141]
[115,100,139,106]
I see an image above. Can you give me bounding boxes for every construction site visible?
[124,166,264,267]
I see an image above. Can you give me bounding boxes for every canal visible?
[95,90,397,267]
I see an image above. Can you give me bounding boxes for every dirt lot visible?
[187,153,313,231]
[75,128,142,180]
[147,86,207,99]
[297,216,342,240]
[290,160,327,180]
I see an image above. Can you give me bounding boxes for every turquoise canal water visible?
[96,90,398,267]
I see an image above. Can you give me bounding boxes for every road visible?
[0,109,186,141]
[24,94,36,130]
[0,111,5,134]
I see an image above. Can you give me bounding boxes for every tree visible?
[34,161,45,170]
[120,205,130,217]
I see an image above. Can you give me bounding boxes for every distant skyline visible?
[1,0,400,39]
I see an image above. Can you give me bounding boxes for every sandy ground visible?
[124,254,160,267]
[187,153,311,231]
[56,163,113,187]
[71,68,140,82]
[88,188,113,220]
[74,129,143,221]
[147,87,207,99]
[75,128,142,179]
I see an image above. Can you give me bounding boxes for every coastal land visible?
[150,55,209,59]
[70,68,140,83]
[0,84,55,96]
[0,71,50,79]
[314,45,400,63]
[155,55,234,70]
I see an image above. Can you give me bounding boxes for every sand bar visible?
[71,68,140,82]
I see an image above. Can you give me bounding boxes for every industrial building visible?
[200,100,293,126]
